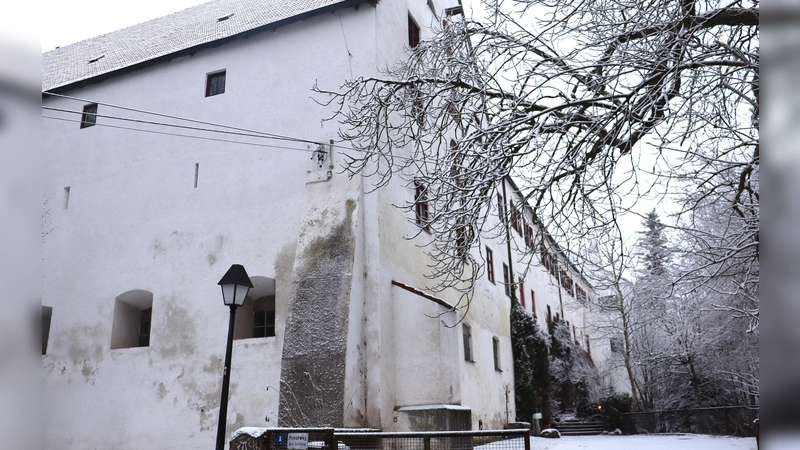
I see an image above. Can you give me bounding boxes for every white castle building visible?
[42,1,610,448]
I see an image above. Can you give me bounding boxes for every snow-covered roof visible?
[42,0,357,92]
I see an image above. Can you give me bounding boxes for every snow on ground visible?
[527,434,757,450]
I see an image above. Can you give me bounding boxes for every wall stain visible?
[65,323,105,366]
[278,199,356,427]
[157,382,168,399]
[156,298,198,360]
[81,361,98,385]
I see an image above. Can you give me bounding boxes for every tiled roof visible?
[42,0,349,92]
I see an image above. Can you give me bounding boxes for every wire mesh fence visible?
[337,430,530,450]
[623,406,759,437]
[231,428,531,450]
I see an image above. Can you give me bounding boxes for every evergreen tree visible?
[640,209,669,276]
[510,301,550,424]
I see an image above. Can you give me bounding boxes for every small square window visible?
[206,71,226,97]
[80,103,98,128]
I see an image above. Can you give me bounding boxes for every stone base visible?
[393,404,472,431]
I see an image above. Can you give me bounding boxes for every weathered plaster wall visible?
[41,4,377,449]
[278,173,361,427]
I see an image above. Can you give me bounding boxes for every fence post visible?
[424,437,431,450]
[524,430,531,450]
[326,428,336,450]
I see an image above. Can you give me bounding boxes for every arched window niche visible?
[233,276,276,340]
[111,289,153,349]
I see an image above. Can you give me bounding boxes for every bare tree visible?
[316,0,758,309]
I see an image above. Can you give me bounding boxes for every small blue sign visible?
[276,434,286,444]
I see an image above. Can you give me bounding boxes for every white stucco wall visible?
[42,0,605,448]
[42,4,378,449]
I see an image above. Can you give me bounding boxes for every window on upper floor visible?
[408,14,420,48]
[427,0,437,17]
[463,323,473,362]
[486,247,495,283]
[496,193,506,224]
[455,227,468,261]
[502,263,510,297]
[80,103,98,128]
[524,224,534,248]
[519,282,525,308]
[414,181,430,230]
[510,201,522,234]
[111,290,153,349]
[547,304,552,325]
[492,336,501,371]
[610,336,624,354]
[531,290,536,318]
[42,306,53,355]
[206,70,226,97]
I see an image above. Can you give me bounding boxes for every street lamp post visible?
[216,264,253,450]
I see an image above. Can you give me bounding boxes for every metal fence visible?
[623,406,759,437]
[336,430,530,450]
[232,428,531,450]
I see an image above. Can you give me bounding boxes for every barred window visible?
[206,70,226,97]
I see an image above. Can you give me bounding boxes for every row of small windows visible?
[78,70,226,129]
[413,184,586,305]
[462,324,502,372]
[42,278,275,355]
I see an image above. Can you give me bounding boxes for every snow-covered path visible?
[528,434,757,450]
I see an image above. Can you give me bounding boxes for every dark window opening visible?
[80,103,98,128]
[610,336,624,354]
[111,290,153,349]
[519,282,525,308]
[455,227,468,260]
[415,181,430,230]
[138,308,151,347]
[234,293,276,340]
[496,193,506,224]
[492,337,501,371]
[42,306,53,355]
[206,71,226,97]
[531,290,536,318]
[524,225,534,248]
[547,305,552,324]
[503,263,510,297]
[253,309,276,338]
[486,247,495,283]
[408,14,420,48]
[510,201,522,234]
[463,324,473,362]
